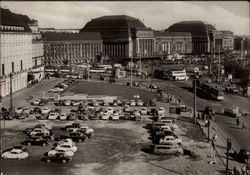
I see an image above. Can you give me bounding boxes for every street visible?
[154,79,250,151]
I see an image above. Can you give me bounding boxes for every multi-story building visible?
[29,20,45,82]
[80,15,156,61]
[167,21,234,54]
[42,32,103,66]
[0,8,33,97]
[154,31,192,55]
[211,30,234,52]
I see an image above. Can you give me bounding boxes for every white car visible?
[130,100,136,106]
[56,143,77,153]
[136,100,144,106]
[158,107,165,115]
[80,126,94,134]
[64,100,71,106]
[159,125,173,131]
[2,149,29,160]
[48,147,74,157]
[48,112,59,120]
[22,108,32,114]
[58,139,75,147]
[71,101,81,107]
[59,113,68,120]
[101,112,110,120]
[29,128,50,136]
[159,135,182,146]
[32,99,41,105]
[140,107,148,115]
[110,113,120,120]
[42,107,51,114]
[15,107,24,114]
[107,108,114,115]
[124,107,131,112]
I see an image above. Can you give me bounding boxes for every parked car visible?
[55,142,77,153]
[1,148,29,160]
[64,100,71,106]
[234,149,250,164]
[36,114,48,120]
[140,107,148,115]
[60,132,88,142]
[149,100,156,106]
[15,107,24,114]
[23,136,50,146]
[153,144,182,155]
[48,112,59,120]
[59,113,68,120]
[41,107,51,114]
[130,100,136,106]
[22,108,32,114]
[136,99,144,106]
[149,84,158,89]
[100,112,110,120]
[110,113,120,120]
[67,113,77,120]
[159,135,182,146]
[32,99,42,106]
[33,107,42,114]
[15,113,28,119]
[43,153,72,164]
[48,147,74,157]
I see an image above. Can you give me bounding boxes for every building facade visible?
[167,21,234,55]
[81,15,156,61]
[0,8,33,97]
[42,32,103,66]
[154,31,192,55]
[29,20,45,83]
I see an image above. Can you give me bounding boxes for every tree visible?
[239,72,250,96]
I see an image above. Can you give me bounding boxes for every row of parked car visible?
[1,122,94,164]
[147,108,183,155]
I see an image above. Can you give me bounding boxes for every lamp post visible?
[193,79,197,124]
[9,73,13,115]
[130,56,133,87]
[87,59,90,82]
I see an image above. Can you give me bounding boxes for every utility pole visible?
[130,56,133,87]
[10,73,13,115]
[193,79,197,124]
[207,119,210,142]
[226,138,232,174]
[218,46,221,82]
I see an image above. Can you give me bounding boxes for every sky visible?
[1,1,249,35]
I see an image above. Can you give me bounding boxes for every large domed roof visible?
[81,15,147,31]
[166,21,216,39]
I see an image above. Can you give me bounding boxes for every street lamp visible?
[193,79,197,124]
[9,73,13,115]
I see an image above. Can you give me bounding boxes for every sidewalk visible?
[197,119,243,174]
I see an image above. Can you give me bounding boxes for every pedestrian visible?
[236,117,240,126]
[233,166,237,175]
[205,119,208,127]
[242,122,246,130]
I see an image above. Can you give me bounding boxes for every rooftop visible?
[0,8,33,32]
[81,15,147,31]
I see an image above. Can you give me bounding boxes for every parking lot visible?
[1,78,226,175]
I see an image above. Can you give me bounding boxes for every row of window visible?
[1,60,23,76]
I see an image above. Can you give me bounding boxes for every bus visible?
[89,67,106,73]
[170,70,189,81]
[199,83,224,101]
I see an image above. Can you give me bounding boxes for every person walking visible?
[236,117,240,126]
[242,122,246,130]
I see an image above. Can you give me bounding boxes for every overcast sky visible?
[1,1,249,35]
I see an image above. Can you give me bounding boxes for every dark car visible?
[67,113,77,120]
[33,107,42,114]
[234,149,250,164]
[43,153,72,164]
[64,122,81,130]
[23,136,50,146]
[36,114,48,120]
[60,132,88,142]
[54,100,65,106]
[149,100,156,106]
[15,113,28,119]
